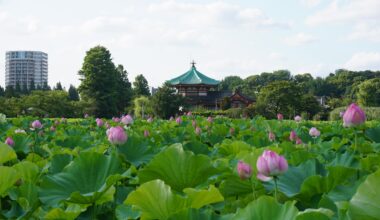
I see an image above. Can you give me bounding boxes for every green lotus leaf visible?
[138,144,218,191]
[117,132,155,167]
[365,126,380,143]
[13,161,40,183]
[0,166,20,197]
[348,169,380,220]
[168,208,232,220]
[39,152,122,207]
[12,134,33,154]
[296,208,334,220]
[233,196,298,220]
[48,154,73,174]
[183,185,224,209]
[115,204,141,220]
[44,204,89,220]
[125,179,189,220]
[0,142,17,164]
[8,182,38,212]
[216,140,251,156]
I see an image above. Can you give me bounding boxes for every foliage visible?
[133,96,153,118]
[357,78,380,107]
[133,74,151,97]
[68,85,80,101]
[330,106,380,121]
[0,115,379,219]
[151,83,186,118]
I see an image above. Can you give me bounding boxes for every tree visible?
[218,76,244,91]
[0,86,5,97]
[78,46,119,117]
[54,82,63,90]
[116,65,133,113]
[5,85,16,98]
[68,85,80,101]
[133,74,150,97]
[42,82,51,91]
[133,96,153,118]
[357,78,380,107]
[30,81,35,91]
[256,81,302,119]
[152,83,185,118]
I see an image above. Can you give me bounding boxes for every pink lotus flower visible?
[84,113,89,118]
[343,103,366,127]
[176,117,182,124]
[237,161,252,180]
[294,115,302,123]
[169,116,174,121]
[296,137,303,145]
[207,116,213,123]
[256,150,288,181]
[5,137,14,147]
[339,111,345,118]
[121,115,133,125]
[96,118,103,127]
[61,117,67,123]
[277,113,283,121]
[187,112,192,116]
[31,120,43,129]
[195,126,201,135]
[112,117,121,123]
[309,127,320,137]
[268,131,276,142]
[107,126,127,145]
[144,130,150,137]
[289,130,297,141]
[50,126,56,132]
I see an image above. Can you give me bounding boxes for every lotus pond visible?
[1,115,380,220]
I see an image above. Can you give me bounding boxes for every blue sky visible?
[0,0,379,88]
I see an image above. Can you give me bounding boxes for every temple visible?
[167,61,253,110]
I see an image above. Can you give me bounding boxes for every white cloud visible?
[300,0,321,8]
[285,32,318,46]
[306,0,380,25]
[344,52,380,70]
[348,22,380,42]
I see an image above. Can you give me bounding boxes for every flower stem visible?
[251,180,257,200]
[274,176,279,202]
[354,130,358,153]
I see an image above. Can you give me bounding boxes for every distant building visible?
[167,61,253,110]
[5,51,48,89]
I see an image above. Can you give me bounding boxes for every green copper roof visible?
[167,65,220,85]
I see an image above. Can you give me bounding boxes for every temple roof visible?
[167,62,220,86]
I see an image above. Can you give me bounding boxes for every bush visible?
[330,106,380,121]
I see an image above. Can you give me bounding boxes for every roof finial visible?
[191,60,196,68]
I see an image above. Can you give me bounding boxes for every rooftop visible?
[167,61,220,86]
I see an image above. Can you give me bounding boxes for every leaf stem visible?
[274,176,279,202]
[251,179,256,200]
[354,129,358,154]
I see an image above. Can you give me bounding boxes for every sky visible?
[0,0,379,89]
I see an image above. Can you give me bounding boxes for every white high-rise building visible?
[5,51,48,89]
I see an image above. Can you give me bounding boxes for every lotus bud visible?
[230,127,235,135]
[54,120,60,125]
[169,116,174,121]
[84,113,89,118]
[295,137,303,145]
[294,115,302,123]
[112,117,121,123]
[277,113,283,121]
[96,118,104,127]
[192,120,196,128]
[207,116,213,123]
[343,103,366,127]
[289,130,297,141]
[187,112,192,116]
[195,126,201,135]
[121,115,133,125]
[105,122,110,129]
[256,150,288,181]
[268,131,276,142]
[309,127,320,137]
[31,120,43,129]
[237,161,252,180]
[61,117,67,123]
[147,117,153,123]
[107,126,127,145]
[50,126,56,132]
[5,137,14,147]
[176,117,182,124]
[144,130,150,137]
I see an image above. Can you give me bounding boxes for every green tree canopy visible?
[54,82,63,91]
[218,76,244,91]
[116,64,133,113]
[357,78,380,107]
[78,46,119,117]
[152,83,185,118]
[133,74,150,97]
[68,85,80,101]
